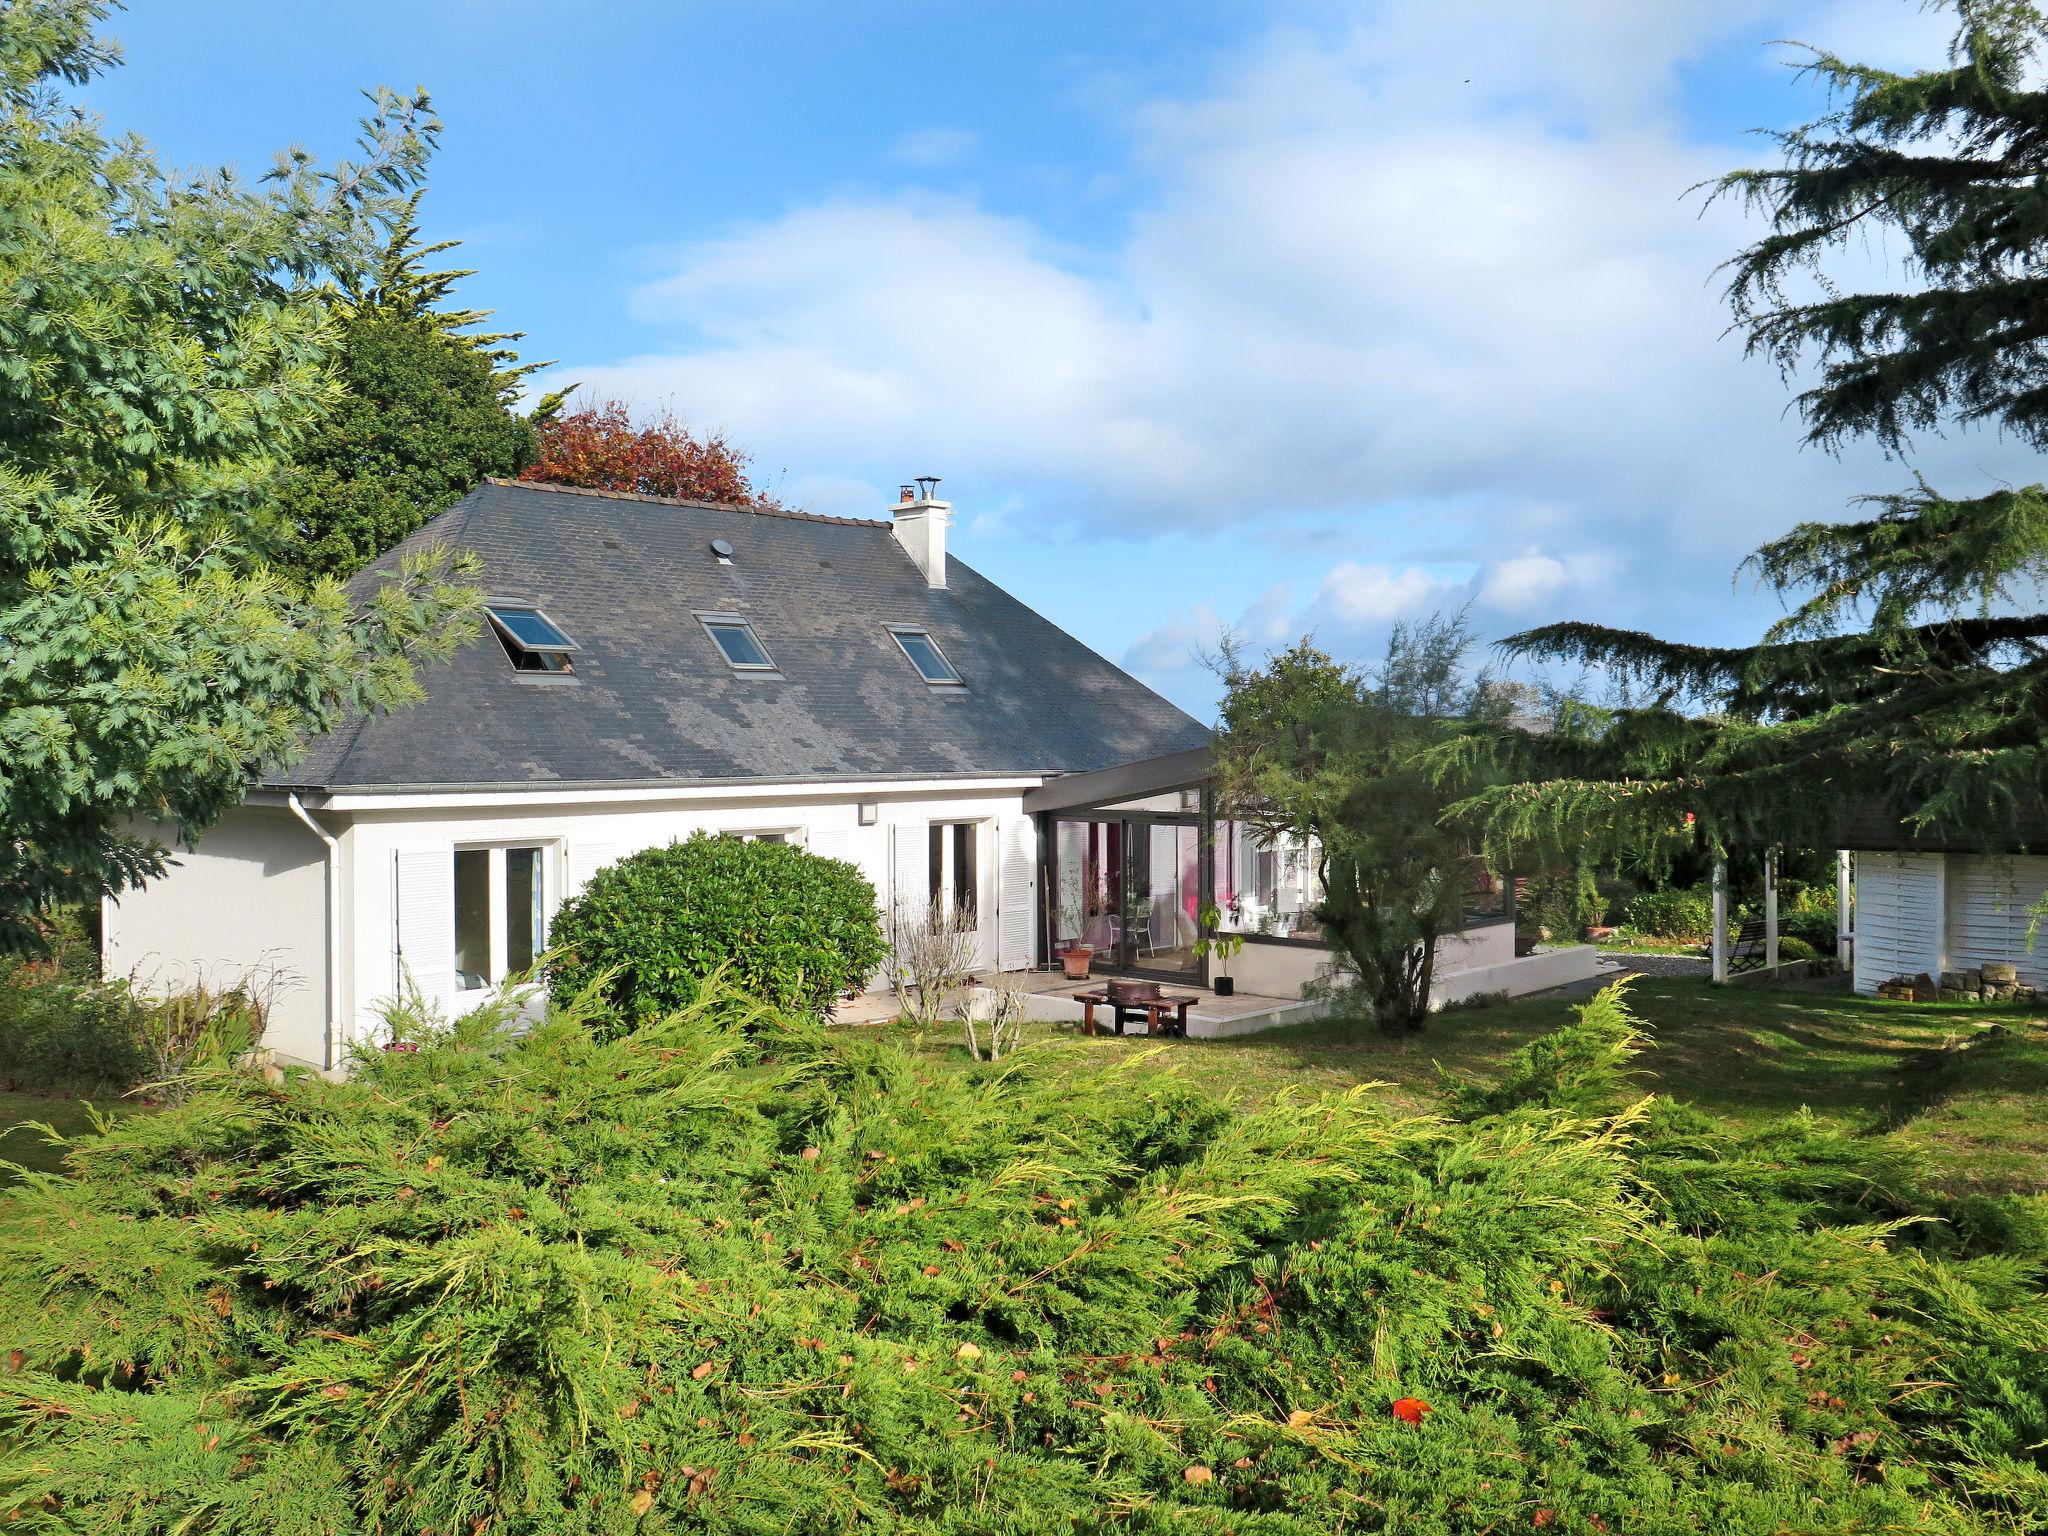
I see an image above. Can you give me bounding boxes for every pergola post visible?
[1711,856,1729,984]
[1836,850,1853,973]
[1763,845,1780,972]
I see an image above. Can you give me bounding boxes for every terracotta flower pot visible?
[1059,945,1093,980]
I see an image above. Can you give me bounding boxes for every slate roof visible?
[269,479,1212,791]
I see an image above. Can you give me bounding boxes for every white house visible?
[104,477,1590,1070]
[103,478,1219,1068]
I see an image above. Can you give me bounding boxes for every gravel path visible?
[1533,950,1711,1001]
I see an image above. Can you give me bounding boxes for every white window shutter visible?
[889,822,927,925]
[811,829,851,863]
[393,849,455,1014]
[997,816,1037,972]
[567,841,620,898]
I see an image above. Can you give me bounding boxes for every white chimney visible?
[891,479,951,589]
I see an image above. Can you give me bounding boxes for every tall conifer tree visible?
[1464,0,2048,865]
[281,193,556,576]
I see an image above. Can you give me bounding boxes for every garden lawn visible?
[0,1090,140,1182]
[874,973,2048,1195]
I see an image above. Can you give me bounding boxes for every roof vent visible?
[710,537,735,565]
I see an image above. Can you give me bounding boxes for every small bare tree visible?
[883,903,981,1026]
[962,973,1027,1062]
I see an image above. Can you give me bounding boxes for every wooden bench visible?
[1072,986,1197,1038]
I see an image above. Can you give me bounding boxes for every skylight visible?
[889,625,962,685]
[699,615,776,672]
[485,603,578,673]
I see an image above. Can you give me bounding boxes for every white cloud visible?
[1310,561,1463,628]
[1122,605,1223,676]
[543,1,2010,669]
[1477,552,1613,615]
[886,126,980,169]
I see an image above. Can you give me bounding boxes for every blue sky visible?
[88,0,2000,717]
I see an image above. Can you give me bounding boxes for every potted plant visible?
[1054,866,1093,979]
[1194,902,1245,996]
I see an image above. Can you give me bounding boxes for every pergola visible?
[1707,849,1855,982]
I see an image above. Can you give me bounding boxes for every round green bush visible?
[548,833,885,1028]
[1776,934,1819,962]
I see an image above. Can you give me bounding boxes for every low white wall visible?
[1230,938,1335,999]
[102,808,330,1069]
[1231,920,1530,1002]
[1434,920,1515,977]
[1432,944,1598,1006]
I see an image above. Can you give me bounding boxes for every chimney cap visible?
[914,474,942,501]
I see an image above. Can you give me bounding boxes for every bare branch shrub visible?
[963,974,1027,1062]
[883,904,980,1027]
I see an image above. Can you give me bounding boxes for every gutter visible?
[286,792,343,1071]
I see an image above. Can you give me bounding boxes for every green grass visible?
[871,974,2048,1195]
[0,1089,142,1182]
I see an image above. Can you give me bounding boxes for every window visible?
[889,625,961,685]
[720,829,794,844]
[928,821,979,915]
[485,603,578,674]
[698,614,775,671]
[452,844,547,991]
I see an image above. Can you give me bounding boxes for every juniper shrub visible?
[1,983,2042,1533]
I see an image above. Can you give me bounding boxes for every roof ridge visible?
[484,477,889,529]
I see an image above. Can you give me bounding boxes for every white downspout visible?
[286,792,343,1071]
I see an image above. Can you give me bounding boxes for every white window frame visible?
[453,841,554,993]
[722,828,803,845]
[696,612,777,673]
[887,624,963,686]
[484,602,580,673]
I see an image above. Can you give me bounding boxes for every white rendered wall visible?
[338,782,1035,1046]
[101,808,331,1068]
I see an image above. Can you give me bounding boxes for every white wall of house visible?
[101,807,331,1068]
[332,778,1040,1047]
[1851,849,2048,992]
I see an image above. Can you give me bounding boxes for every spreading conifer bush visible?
[547,833,886,1026]
[2,982,2044,1533]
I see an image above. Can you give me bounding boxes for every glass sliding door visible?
[1123,820,1200,978]
[1049,810,1210,981]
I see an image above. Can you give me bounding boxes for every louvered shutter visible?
[811,829,851,864]
[393,849,455,1019]
[997,816,1037,972]
[889,822,928,926]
